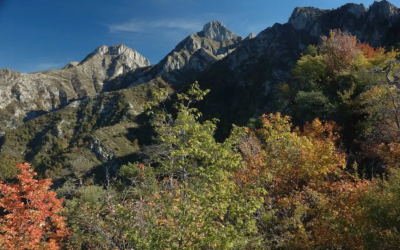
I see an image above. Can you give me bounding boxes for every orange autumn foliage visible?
[236,132,268,196]
[235,114,372,248]
[356,43,383,59]
[0,163,69,250]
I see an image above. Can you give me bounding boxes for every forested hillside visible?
[2,1,400,249]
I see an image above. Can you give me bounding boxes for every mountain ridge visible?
[102,20,245,91]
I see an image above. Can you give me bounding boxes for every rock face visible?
[247,33,256,39]
[0,44,149,129]
[368,0,399,23]
[62,61,79,69]
[287,1,400,46]
[76,44,150,91]
[202,21,239,42]
[82,44,150,79]
[289,7,328,31]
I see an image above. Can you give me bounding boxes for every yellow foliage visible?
[257,113,345,190]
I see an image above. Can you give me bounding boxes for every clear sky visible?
[0,0,396,73]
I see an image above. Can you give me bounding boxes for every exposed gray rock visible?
[90,138,115,162]
[78,44,150,87]
[247,33,256,39]
[286,1,400,47]
[368,0,400,24]
[289,7,327,30]
[62,61,79,69]
[202,21,239,42]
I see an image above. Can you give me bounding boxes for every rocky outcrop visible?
[80,44,150,79]
[90,138,115,162]
[289,7,328,31]
[77,44,150,91]
[62,61,79,69]
[287,1,400,46]
[368,0,399,24]
[246,33,256,39]
[201,21,240,42]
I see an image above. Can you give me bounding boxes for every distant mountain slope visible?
[0,79,164,181]
[102,21,248,91]
[0,44,149,130]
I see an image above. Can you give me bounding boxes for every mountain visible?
[0,44,149,130]
[1,1,400,182]
[0,20,245,181]
[102,21,246,91]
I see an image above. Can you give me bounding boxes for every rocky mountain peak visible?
[88,44,150,65]
[368,0,400,23]
[289,7,327,30]
[78,44,150,80]
[92,44,137,57]
[247,33,256,39]
[201,20,238,42]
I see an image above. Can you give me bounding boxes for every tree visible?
[118,82,263,249]
[0,163,69,249]
[320,29,359,75]
[361,168,400,249]
[294,90,335,123]
[292,54,326,91]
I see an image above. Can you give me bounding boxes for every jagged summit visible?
[83,44,150,66]
[247,33,256,39]
[92,44,139,56]
[368,0,400,23]
[201,21,239,42]
[289,7,327,30]
[289,1,400,31]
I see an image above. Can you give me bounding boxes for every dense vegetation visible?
[2,30,400,249]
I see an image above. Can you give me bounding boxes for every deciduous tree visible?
[0,163,69,250]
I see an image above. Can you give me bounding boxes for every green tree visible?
[361,169,400,249]
[294,90,335,123]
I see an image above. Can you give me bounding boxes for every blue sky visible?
[0,0,395,73]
